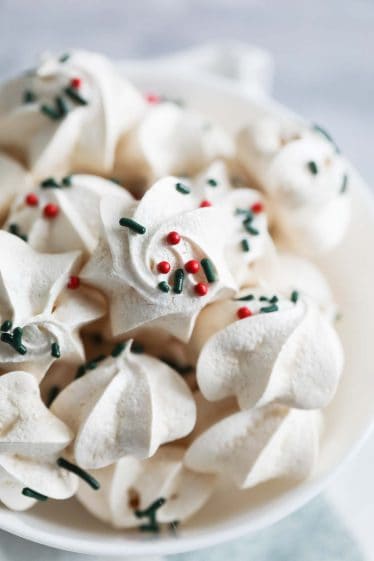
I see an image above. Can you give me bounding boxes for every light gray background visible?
[0,0,373,182]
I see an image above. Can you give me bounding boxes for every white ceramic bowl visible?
[0,64,373,558]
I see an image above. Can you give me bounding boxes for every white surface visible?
[0,53,373,556]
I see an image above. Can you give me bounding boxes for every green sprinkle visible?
[175,182,190,194]
[312,123,340,152]
[8,223,28,242]
[243,220,259,235]
[51,342,61,358]
[260,304,279,314]
[22,488,48,502]
[158,281,170,293]
[47,385,60,407]
[64,86,88,106]
[75,364,86,379]
[111,342,127,357]
[201,258,217,283]
[119,217,146,235]
[236,208,253,219]
[139,523,160,533]
[1,320,12,332]
[131,341,144,354]
[259,296,268,301]
[23,90,36,104]
[86,355,106,370]
[41,104,63,120]
[110,177,121,185]
[1,327,27,355]
[307,161,318,175]
[55,95,68,117]
[173,269,185,294]
[62,175,72,186]
[270,295,279,304]
[235,294,254,301]
[207,178,218,187]
[41,177,60,188]
[291,290,299,303]
[241,239,250,252]
[59,53,70,63]
[135,497,166,518]
[57,458,100,490]
[340,174,348,194]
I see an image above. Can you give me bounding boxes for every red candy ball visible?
[200,200,212,208]
[43,203,59,219]
[25,193,39,207]
[237,306,253,320]
[67,275,80,289]
[157,261,171,274]
[194,282,208,296]
[185,260,200,274]
[70,77,82,89]
[145,92,161,104]
[251,201,264,214]
[166,231,181,245]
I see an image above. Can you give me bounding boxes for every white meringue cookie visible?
[237,116,351,254]
[0,153,32,224]
[0,371,78,510]
[51,342,196,469]
[4,174,125,256]
[82,177,237,341]
[77,445,215,528]
[185,404,323,489]
[0,50,145,178]
[191,290,344,410]
[0,232,104,380]
[114,101,234,195]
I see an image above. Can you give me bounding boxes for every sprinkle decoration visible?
[131,341,144,354]
[25,193,39,206]
[307,161,319,175]
[166,231,181,245]
[62,175,72,186]
[23,90,36,104]
[0,320,12,332]
[46,385,60,407]
[194,282,208,296]
[207,178,218,187]
[67,275,80,289]
[64,86,88,106]
[43,203,59,219]
[41,177,60,189]
[111,342,127,357]
[251,202,264,214]
[312,123,340,153]
[185,260,200,274]
[86,355,106,370]
[269,295,279,304]
[145,92,161,104]
[243,219,259,236]
[22,488,48,502]
[173,269,185,294]
[1,327,27,355]
[290,290,299,303]
[201,258,217,283]
[158,281,170,293]
[340,174,348,194]
[200,200,212,208]
[56,96,68,118]
[237,306,252,319]
[260,304,279,314]
[8,223,28,242]
[59,53,70,63]
[40,104,62,120]
[70,77,82,89]
[175,182,191,195]
[241,239,250,252]
[235,294,254,301]
[51,342,61,358]
[57,458,100,490]
[119,217,146,235]
[157,261,171,274]
[135,497,166,533]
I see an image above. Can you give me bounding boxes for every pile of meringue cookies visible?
[0,49,351,533]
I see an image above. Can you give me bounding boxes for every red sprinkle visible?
[200,200,212,208]
[70,77,82,89]
[157,261,171,274]
[166,231,181,245]
[43,203,59,219]
[145,92,161,104]
[67,275,80,289]
[25,193,39,207]
[194,282,208,296]
[251,201,264,214]
[237,306,253,320]
[185,260,200,274]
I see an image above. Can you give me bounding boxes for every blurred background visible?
[0,0,373,183]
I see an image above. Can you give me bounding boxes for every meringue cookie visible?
[0,153,32,224]
[0,371,78,510]
[0,50,145,178]
[114,101,234,196]
[190,290,344,410]
[237,116,351,254]
[51,342,196,468]
[77,445,215,528]
[81,177,237,341]
[185,404,323,489]
[4,174,125,256]
[0,232,104,380]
